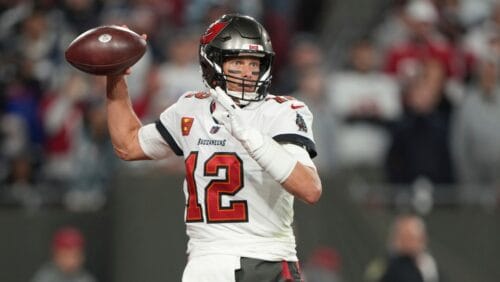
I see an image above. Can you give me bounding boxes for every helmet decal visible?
[200,21,229,45]
[243,44,264,51]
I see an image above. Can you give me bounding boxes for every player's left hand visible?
[210,87,264,151]
[210,87,245,139]
[210,86,236,133]
[210,87,297,184]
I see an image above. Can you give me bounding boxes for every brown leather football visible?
[65,25,147,75]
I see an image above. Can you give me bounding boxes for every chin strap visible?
[210,87,297,183]
[226,90,258,105]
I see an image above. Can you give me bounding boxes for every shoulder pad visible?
[265,95,307,110]
[265,95,296,104]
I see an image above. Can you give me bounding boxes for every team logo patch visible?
[181,117,194,136]
[296,113,307,132]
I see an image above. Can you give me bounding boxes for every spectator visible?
[383,0,470,90]
[451,58,500,208]
[385,59,455,185]
[64,93,116,212]
[151,28,204,117]
[303,246,343,282]
[364,214,440,282]
[0,113,30,160]
[275,33,324,94]
[39,72,86,187]
[456,0,491,28]
[262,0,296,73]
[1,152,42,210]
[328,40,400,180]
[383,214,439,282]
[3,68,44,152]
[434,0,466,44]
[13,10,61,85]
[462,0,500,65]
[373,0,413,54]
[31,226,97,282]
[39,74,118,209]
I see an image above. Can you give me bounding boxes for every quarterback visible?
[106,14,322,282]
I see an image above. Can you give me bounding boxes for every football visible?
[65,25,147,75]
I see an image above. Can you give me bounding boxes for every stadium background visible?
[1,0,499,281]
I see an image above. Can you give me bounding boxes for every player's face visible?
[222,57,260,92]
[53,247,84,274]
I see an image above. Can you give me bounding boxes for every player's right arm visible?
[106,74,151,161]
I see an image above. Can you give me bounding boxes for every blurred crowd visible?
[1,0,499,212]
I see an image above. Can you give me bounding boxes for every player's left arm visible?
[281,148,322,204]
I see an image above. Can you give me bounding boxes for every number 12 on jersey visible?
[184,152,248,223]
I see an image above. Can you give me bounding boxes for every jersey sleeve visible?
[138,123,172,159]
[282,143,316,168]
[267,99,317,159]
[153,100,184,156]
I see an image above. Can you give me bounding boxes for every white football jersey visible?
[138,91,317,262]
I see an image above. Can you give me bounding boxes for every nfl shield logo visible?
[210,126,220,134]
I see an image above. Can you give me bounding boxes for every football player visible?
[106,14,322,282]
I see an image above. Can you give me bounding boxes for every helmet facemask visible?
[224,54,272,104]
